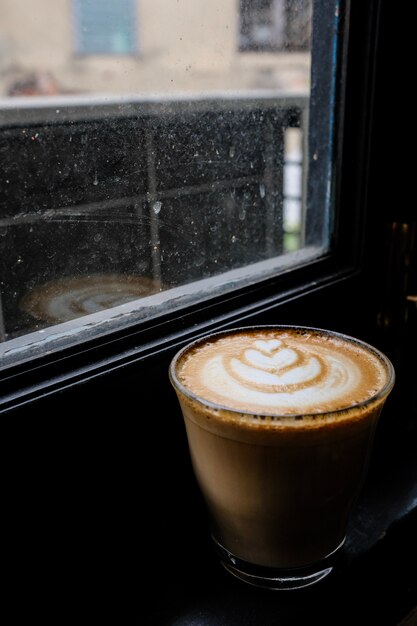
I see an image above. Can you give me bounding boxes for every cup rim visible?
[168,324,396,421]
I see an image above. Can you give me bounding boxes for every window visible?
[73,0,137,55]
[0,0,329,372]
[239,0,312,52]
[0,0,348,393]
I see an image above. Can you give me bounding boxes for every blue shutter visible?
[73,0,137,55]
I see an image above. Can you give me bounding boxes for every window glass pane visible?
[0,0,337,365]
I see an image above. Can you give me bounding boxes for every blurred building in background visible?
[0,0,311,98]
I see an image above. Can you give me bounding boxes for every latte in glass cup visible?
[169,326,395,589]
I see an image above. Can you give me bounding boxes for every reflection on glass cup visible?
[169,325,395,590]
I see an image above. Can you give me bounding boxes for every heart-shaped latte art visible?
[244,347,299,371]
[253,339,282,353]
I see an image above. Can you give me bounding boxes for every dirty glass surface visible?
[0,0,337,365]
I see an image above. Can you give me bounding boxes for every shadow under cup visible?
[169,326,395,590]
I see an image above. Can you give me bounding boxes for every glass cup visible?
[169,325,395,590]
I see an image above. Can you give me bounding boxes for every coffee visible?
[169,326,394,587]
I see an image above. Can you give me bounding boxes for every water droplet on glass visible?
[231,235,237,243]
[152,201,162,215]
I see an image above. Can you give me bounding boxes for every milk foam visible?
[176,329,388,415]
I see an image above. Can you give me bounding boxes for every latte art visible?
[228,339,325,390]
[176,329,388,415]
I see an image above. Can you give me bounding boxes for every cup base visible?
[213,536,345,591]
